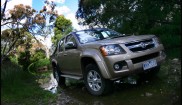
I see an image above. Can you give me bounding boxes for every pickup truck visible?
[51,28,166,95]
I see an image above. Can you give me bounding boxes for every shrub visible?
[30,49,46,63]
[18,51,31,71]
[18,49,47,71]
[28,58,50,75]
[9,55,18,64]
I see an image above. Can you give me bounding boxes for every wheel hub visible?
[87,70,102,91]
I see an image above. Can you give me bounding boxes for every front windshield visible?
[75,29,124,44]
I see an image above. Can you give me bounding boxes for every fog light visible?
[114,64,120,70]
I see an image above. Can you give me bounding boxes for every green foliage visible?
[18,51,31,71]
[77,0,180,33]
[55,15,72,31]
[18,48,48,72]
[76,0,181,48]
[9,55,18,64]
[28,49,49,75]
[1,28,33,58]
[51,15,73,45]
[36,59,50,67]
[28,58,50,75]
[30,49,46,62]
[16,45,50,73]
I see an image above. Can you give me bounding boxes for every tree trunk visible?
[1,0,8,20]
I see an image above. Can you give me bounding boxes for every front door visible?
[62,35,82,75]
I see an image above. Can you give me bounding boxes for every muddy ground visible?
[45,59,181,105]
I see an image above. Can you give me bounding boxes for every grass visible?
[1,60,57,105]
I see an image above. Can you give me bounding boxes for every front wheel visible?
[52,65,66,87]
[84,64,113,96]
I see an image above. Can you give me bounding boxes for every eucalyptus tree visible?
[1,0,58,60]
[1,28,33,59]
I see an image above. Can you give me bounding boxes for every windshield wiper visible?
[110,35,126,39]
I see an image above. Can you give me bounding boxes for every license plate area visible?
[143,59,157,70]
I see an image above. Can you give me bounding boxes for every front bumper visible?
[100,45,166,80]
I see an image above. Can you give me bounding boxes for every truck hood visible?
[82,35,155,49]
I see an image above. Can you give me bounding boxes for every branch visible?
[21,23,40,42]
[2,41,8,56]
[1,21,15,26]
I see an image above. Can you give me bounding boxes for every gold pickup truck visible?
[51,28,166,95]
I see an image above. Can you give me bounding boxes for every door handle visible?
[64,54,67,56]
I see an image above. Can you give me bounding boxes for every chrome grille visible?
[125,39,155,52]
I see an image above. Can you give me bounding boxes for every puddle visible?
[38,73,58,94]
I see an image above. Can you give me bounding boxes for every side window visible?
[58,38,65,52]
[65,35,77,46]
[65,35,72,42]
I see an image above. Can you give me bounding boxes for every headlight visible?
[152,37,161,47]
[100,44,126,56]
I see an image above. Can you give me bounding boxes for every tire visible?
[52,65,66,87]
[84,64,113,96]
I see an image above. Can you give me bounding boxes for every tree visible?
[76,0,181,35]
[1,0,58,35]
[51,15,73,45]
[1,0,9,20]
[1,28,32,57]
[1,0,58,60]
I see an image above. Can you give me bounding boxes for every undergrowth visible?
[1,60,57,105]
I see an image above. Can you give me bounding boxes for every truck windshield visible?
[75,29,124,44]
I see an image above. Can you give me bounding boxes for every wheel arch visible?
[81,56,111,79]
[51,59,57,69]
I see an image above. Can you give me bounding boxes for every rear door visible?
[56,38,66,72]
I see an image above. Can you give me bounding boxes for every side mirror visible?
[65,42,77,49]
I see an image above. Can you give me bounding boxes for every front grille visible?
[125,39,155,52]
[132,52,159,64]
